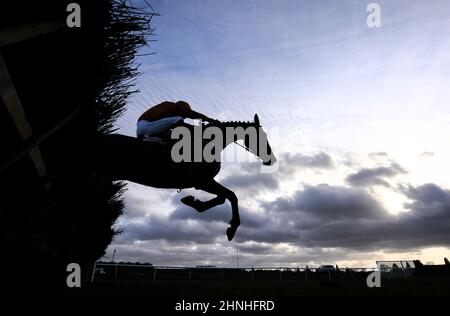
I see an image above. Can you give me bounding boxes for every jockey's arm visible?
[187,109,212,121]
[176,101,218,123]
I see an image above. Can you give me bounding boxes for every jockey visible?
[136,100,216,139]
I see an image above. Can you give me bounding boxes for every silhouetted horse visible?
[95,114,276,240]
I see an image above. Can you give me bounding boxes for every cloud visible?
[281,152,334,173]
[221,171,279,192]
[346,163,407,187]
[107,240,379,267]
[116,215,221,244]
[420,151,435,158]
[110,179,450,266]
[216,151,334,195]
[170,204,265,229]
[255,183,450,250]
[109,141,450,266]
[402,183,450,214]
[107,241,238,266]
[237,242,274,255]
[277,184,386,220]
[368,152,389,159]
[236,184,389,245]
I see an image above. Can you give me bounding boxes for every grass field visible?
[62,275,450,296]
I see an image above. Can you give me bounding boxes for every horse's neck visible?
[213,121,256,148]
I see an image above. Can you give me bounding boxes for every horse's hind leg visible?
[180,195,226,213]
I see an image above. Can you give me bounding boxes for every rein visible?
[208,121,263,161]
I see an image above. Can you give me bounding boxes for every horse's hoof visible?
[226,227,237,241]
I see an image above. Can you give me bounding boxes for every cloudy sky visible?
[109,0,450,267]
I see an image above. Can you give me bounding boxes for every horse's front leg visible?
[195,179,240,241]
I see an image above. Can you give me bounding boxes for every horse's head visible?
[244,114,277,166]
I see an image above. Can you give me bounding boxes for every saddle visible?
[140,135,167,145]
[138,131,173,156]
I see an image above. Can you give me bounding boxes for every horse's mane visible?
[211,120,260,128]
